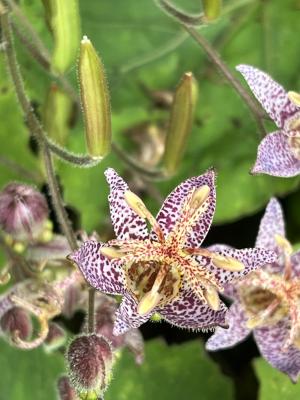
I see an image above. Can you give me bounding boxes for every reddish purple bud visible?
[44,322,66,352]
[0,306,32,341]
[57,376,78,400]
[0,183,48,240]
[66,333,113,396]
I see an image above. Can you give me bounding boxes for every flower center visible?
[125,260,181,315]
[288,136,300,160]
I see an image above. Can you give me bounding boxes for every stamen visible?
[190,185,210,211]
[203,285,220,311]
[246,298,280,329]
[100,246,127,259]
[274,234,293,279]
[212,254,244,272]
[137,290,162,315]
[288,91,300,107]
[124,190,165,242]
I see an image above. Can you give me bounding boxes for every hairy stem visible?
[0,6,77,251]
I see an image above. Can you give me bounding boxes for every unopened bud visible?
[42,0,81,74]
[43,84,73,145]
[0,307,32,341]
[163,72,198,175]
[202,0,222,22]
[44,322,66,352]
[124,328,144,365]
[57,376,78,400]
[66,333,113,398]
[79,36,111,158]
[288,91,300,107]
[0,183,48,241]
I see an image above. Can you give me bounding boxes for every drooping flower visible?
[236,64,300,177]
[206,198,300,382]
[69,168,275,335]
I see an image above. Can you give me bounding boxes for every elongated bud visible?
[0,183,48,241]
[42,0,81,73]
[43,84,73,145]
[163,72,198,175]
[66,334,113,398]
[1,307,32,341]
[202,0,222,22]
[57,376,78,400]
[288,91,300,107]
[79,36,111,158]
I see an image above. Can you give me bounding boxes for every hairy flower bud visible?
[66,333,113,398]
[202,0,222,22]
[0,183,48,241]
[44,322,66,352]
[79,36,111,158]
[0,307,32,341]
[162,72,198,175]
[57,376,78,400]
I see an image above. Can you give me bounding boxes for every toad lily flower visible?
[206,198,300,382]
[236,64,300,177]
[69,168,276,335]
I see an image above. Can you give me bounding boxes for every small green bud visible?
[79,36,111,158]
[162,72,198,175]
[43,84,73,145]
[42,0,81,74]
[202,0,222,22]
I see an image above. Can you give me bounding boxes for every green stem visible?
[88,288,95,334]
[0,5,77,251]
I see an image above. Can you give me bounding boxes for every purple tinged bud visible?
[44,322,66,352]
[57,376,78,400]
[66,333,113,397]
[124,329,144,365]
[0,183,48,241]
[0,306,32,341]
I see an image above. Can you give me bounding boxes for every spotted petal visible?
[105,168,148,240]
[236,64,299,129]
[113,293,150,335]
[152,169,216,246]
[254,319,300,383]
[197,247,277,287]
[68,240,125,295]
[206,303,250,351]
[157,289,227,330]
[251,131,300,177]
[291,250,300,278]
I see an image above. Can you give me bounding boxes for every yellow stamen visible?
[203,285,220,311]
[275,234,292,255]
[137,290,162,315]
[246,315,264,329]
[100,246,126,259]
[190,185,210,210]
[288,91,300,107]
[212,254,244,272]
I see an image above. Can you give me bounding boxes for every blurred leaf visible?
[254,358,300,400]
[106,339,234,400]
[0,340,64,400]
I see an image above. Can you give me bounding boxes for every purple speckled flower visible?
[69,168,275,335]
[236,64,300,177]
[0,183,49,240]
[206,198,300,382]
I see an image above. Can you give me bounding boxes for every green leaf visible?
[0,340,64,400]
[106,339,234,400]
[254,358,300,400]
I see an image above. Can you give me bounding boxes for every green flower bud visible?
[79,36,111,158]
[42,0,81,74]
[162,72,198,175]
[43,84,73,145]
[202,0,222,22]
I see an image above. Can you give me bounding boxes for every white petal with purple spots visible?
[105,168,148,240]
[206,302,250,351]
[254,319,300,383]
[69,240,125,295]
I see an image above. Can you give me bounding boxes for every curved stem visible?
[0,6,77,251]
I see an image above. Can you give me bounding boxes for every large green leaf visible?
[106,339,234,400]
[254,358,300,400]
[0,341,64,400]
